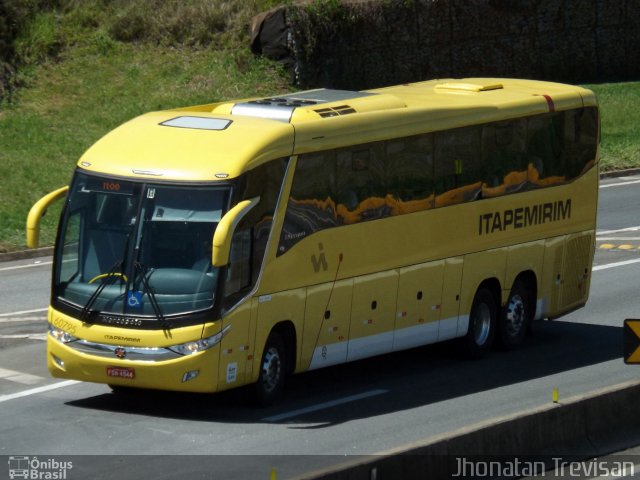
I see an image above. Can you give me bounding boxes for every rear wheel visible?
[499,280,531,349]
[255,331,286,406]
[464,288,497,357]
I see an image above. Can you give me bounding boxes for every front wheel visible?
[255,332,286,406]
[464,288,497,357]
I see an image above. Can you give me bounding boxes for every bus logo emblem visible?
[114,347,127,359]
[311,243,328,272]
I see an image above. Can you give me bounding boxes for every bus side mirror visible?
[26,186,69,249]
[212,197,259,267]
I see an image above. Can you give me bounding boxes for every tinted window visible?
[279,135,436,254]
[434,126,483,207]
[278,107,598,253]
[227,159,287,296]
[481,119,528,198]
[566,107,599,180]
[527,114,566,186]
[386,134,435,212]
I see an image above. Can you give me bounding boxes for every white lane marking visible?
[593,258,640,271]
[0,317,46,323]
[0,334,47,341]
[597,226,640,236]
[0,380,80,403]
[600,179,640,188]
[0,308,48,318]
[0,367,45,385]
[613,176,640,181]
[263,389,388,422]
[597,237,640,241]
[0,261,52,272]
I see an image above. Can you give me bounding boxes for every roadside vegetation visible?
[0,1,638,252]
[0,0,292,252]
[586,82,640,172]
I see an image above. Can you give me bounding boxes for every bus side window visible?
[224,229,252,296]
[434,126,483,207]
[526,114,566,186]
[566,107,599,179]
[481,119,527,198]
[239,159,287,283]
[335,149,363,218]
[279,151,339,255]
[386,134,435,212]
[336,144,389,224]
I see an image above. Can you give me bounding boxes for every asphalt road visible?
[1,175,640,479]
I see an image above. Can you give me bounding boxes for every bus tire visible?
[255,331,286,406]
[499,280,530,349]
[465,288,497,357]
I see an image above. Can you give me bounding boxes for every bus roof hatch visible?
[434,82,504,93]
[229,89,376,122]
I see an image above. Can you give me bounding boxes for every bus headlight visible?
[49,324,78,344]
[169,326,230,356]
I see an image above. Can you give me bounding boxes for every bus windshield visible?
[53,172,229,321]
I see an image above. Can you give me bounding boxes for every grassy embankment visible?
[1,1,639,252]
[587,82,640,172]
[0,0,292,252]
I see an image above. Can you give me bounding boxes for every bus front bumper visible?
[47,334,221,393]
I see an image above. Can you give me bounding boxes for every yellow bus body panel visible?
[40,78,599,395]
[77,112,294,181]
[47,308,222,392]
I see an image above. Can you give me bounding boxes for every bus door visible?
[347,270,398,361]
[303,279,353,370]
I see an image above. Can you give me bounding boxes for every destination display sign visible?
[83,177,135,195]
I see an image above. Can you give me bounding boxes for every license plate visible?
[107,366,135,379]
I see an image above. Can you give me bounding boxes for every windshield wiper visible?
[134,262,166,326]
[80,259,124,323]
[80,232,132,323]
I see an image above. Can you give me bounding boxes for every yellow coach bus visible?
[27,78,599,404]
